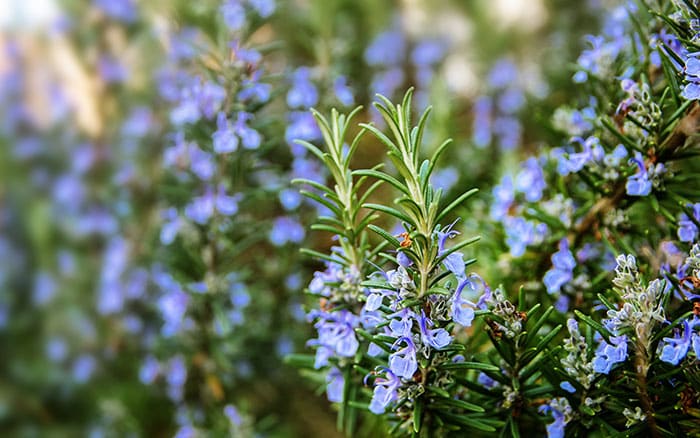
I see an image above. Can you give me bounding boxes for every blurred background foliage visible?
[0,0,616,436]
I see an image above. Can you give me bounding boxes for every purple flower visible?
[678,203,700,243]
[515,157,546,202]
[94,0,137,23]
[388,336,418,379]
[279,188,302,211]
[326,367,344,402]
[419,311,452,350]
[626,152,651,196]
[238,71,271,103]
[213,112,239,153]
[215,186,242,216]
[221,0,246,30]
[98,56,128,84]
[333,76,354,106]
[269,217,305,246]
[472,96,493,148]
[309,310,359,364]
[166,356,187,401]
[365,30,405,67]
[160,208,182,245]
[139,356,160,384]
[543,239,576,294]
[451,278,477,327]
[368,369,401,414]
[592,335,628,374]
[389,309,415,338]
[659,320,691,365]
[540,403,566,438]
[504,216,547,257]
[286,112,321,145]
[224,404,243,426]
[490,175,514,221]
[233,112,261,149]
[185,190,215,224]
[560,381,576,393]
[72,354,97,383]
[411,39,445,66]
[488,59,518,89]
[287,67,318,108]
[249,0,275,17]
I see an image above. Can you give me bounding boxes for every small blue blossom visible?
[626,152,652,196]
[539,397,571,438]
[249,0,275,17]
[515,157,546,202]
[368,369,401,414]
[451,277,477,327]
[504,216,547,257]
[213,112,239,154]
[389,336,418,379]
[592,335,628,374]
[419,311,452,350]
[326,367,344,403]
[543,239,576,294]
[221,0,246,30]
[365,30,405,67]
[93,0,137,23]
[560,381,576,393]
[490,175,514,221]
[287,67,318,109]
[333,76,354,106]
[678,203,700,242]
[269,217,305,246]
[659,320,691,365]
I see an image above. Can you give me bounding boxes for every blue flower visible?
[365,30,405,67]
[249,0,275,17]
[94,0,137,23]
[389,336,418,379]
[451,278,477,327]
[233,112,261,150]
[311,310,359,360]
[333,76,354,106]
[659,320,691,365]
[287,67,318,108]
[269,217,305,246]
[543,239,576,294]
[389,309,416,338]
[213,112,239,153]
[139,356,160,384]
[326,367,344,403]
[411,39,445,67]
[419,311,452,350]
[221,0,246,30]
[539,398,571,438]
[368,369,401,414]
[515,157,546,202]
[592,335,628,374]
[678,203,700,243]
[490,175,514,221]
[559,381,576,393]
[504,216,547,257]
[472,96,492,148]
[626,152,651,196]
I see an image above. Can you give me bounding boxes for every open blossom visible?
[388,336,418,379]
[419,311,452,350]
[543,239,576,294]
[678,203,700,242]
[368,369,401,414]
[592,335,628,374]
[659,320,691,365]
